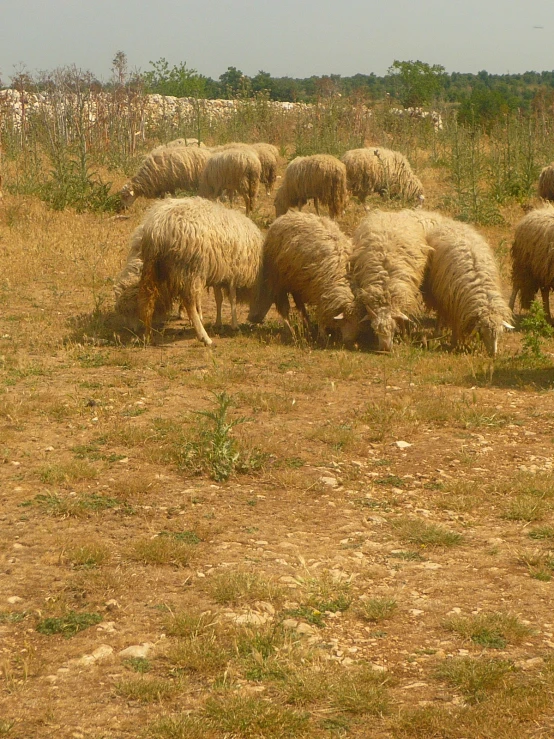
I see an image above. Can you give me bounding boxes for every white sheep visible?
[210,142,279,194]
[509,204,554,322]
[349,209,435,351]
[137,196,263,345]
[120,145,211,209]
[538,163,554,201]
[198,148,261,215]
[247,211,358,341]
[422,220,514,356]
[341,147,424,206]
[274,154,348,220]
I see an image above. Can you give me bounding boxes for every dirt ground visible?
[1,158,554,739]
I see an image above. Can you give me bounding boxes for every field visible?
[1,108,554,738]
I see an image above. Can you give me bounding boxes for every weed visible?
[203,693,310,738]
[391,517,463,547]
[64,543,110,569]
[123,657,151,673]
[36,611,102,637]
[435,656,514,703]
[21,492,134,517]
[520,300,554,358]
[208,571,282,606]
[357,598,398,623]
[444,612,532,649]
[329,665,390,715]
[115,676,177,703]
[305,572,352,613]
[127,537,196,567]
[528,526,554,540]
[283,606,326,628]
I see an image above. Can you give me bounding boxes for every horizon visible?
[3,0,554,84]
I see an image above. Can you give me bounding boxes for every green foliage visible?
[387,60,447,107]
[36,611,102,637]
[521,300,554,358]
[458,85,520,129]
[143,58,209,98]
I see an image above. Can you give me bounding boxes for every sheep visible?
[165,138,206,148]
[198,148,261,215]
[274,154,348,220]
[349,209,435,351]
[421,221,514,357]
[538,163,554,201]
[509,204,554,322]
[137,196,263,345]
[120,145,211,209]
[247,211,358,342]
[341,147,424,206]
[210,142,278,195]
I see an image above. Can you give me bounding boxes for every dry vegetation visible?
[1,98,554,738]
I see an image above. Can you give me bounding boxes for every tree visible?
[143,58,208,98]
[112,51,128,86]
[219,67,251,98]
[387,60,446,107]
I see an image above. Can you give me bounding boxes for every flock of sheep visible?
[112,139,554,356]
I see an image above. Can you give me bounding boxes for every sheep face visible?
[120,183,136,209]
[479,322,499,358]
[366,308,397,352]
[333,312,360,344]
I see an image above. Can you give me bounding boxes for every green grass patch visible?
[36,610,102,637]
[444,612,532,649]
[391,517,463,548]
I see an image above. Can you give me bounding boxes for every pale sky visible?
[1,0,553,83]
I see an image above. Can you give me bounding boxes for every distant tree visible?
[387,60,446,107]
[219,66,251,98]
[251,70,274,95]
[143,58,209,98]
[112,51,128,86]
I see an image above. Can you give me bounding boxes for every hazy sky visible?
[2,0,553,83]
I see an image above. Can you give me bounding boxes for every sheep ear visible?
[333,313,344,320]
[394,312,411,322]
[502,321,515,330]
[359,314,372,323]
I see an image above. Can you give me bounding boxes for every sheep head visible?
[362,306,407,352]
[119,183,136,209]
[478,317,514,358]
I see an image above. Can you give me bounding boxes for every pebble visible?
[232,612,270,626]
[395,441,412,449]
[7,596,23,604]
[320,476,339,488]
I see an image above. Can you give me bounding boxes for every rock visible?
[232,612,270,626]
[7,596,23,604]
[118,643,154,659]
[296,622,315,635]
[91,645,114,661]
[320,476,339,488]
[282,619,299,630]
[97,621,116,633]
[395,441,412,449]
[105,599,120,611]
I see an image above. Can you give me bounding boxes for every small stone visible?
[233,612,269,626]
[7,596,23,604]
[296,623,315,635]
[282,619,299,630]
[79,654,96,666]
[410,609,424,617]
[45,675,58,683]
[320,476,339,488]
[91,645,114,661]
[97,621,116,633]
[118,643,154,659]
[395,441,412,449]
[370,663,387,672]
[105,599,120,611]
[341,657,355,666]
[44,446,55,452]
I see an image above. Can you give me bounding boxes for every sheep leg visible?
[540,287,553,323]
[508,287,518,312]
[138,260,162,340]
[228,285,239,330]
[313,197,320,215]
[182,283,212,346]
[213,286,224,328]
[450,328,459,352]
[275,291,295,337]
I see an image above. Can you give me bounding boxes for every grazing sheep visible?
[120,146,211,209]
[274,154,348,220]
[538,163,554,201]
[422,221,513,357]
[341,147,424,206]
[210,142,278,195]
[199,148,261,215]
[509,204,554,322]
[165,138,206,148]
[137,197,263,345]
[248,211,358,341]
[349,209,434,351]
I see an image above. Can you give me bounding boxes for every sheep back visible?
[274,154,347,219]
[510,204,554,310]
[538,163,554,201]
[199,148,261,215]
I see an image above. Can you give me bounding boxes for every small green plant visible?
[435,656,514,703]
[127,537,196,567]
[115,676,177,703]
[36,611,102,637]
[123,657,151,673]
[520,300,554,358]
[391,518,463,547]
[357,598,398,623]
[64,543,110,569]
[444,612,532,649]
[195,391,245,481]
